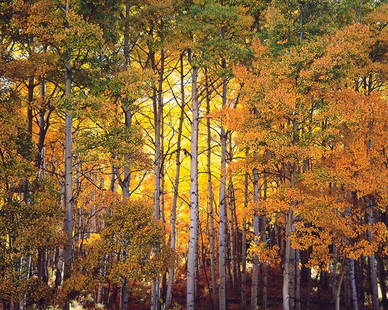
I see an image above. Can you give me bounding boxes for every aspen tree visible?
[186,50,199,310]
[63,2,73,309]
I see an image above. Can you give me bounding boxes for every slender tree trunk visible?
[27,76,34,137]
[378,209,387,308]
[367,207,380,310]
[283,210,292,310]
[19,69,35,310]
[335,268,345,310]
[289,249,296,310]
[151,46,165,310]
[227,184,235,292]
[349,259,359,310]
[355,259,365,308]
[195,217,200,303]
[63,2,73,307]
[165,54,186,310]
[151,111,161,310]
[295,250,301,310]
[205,69,217,309]
[120,4,132,308]
[54,246,63,288]
[262,170,268,310]
[158,48,165,223]
[186,53,199,310]
[36,78,49,285]
[332,247,338,310]
[241,162,249,309]
[304,251,312,310]
[378,256,387,309]
[120,0,132,199]
[288,170,296,310]
[345,268,351,309]
[251,168,260,310]
[159,56,167,306]
[218,71,228,310]
[227,136,239,295]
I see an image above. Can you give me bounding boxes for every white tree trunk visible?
[218,75,228,310]
[187,59,199,310]
[335,268,345,310]
[349,259,359,310]
[241,164,249,309]
[205,69,217,309]
[367,207,380,310]
[283,210,292,310]
[166,54,186,309]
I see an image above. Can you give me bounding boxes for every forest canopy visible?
[0,1,387,310]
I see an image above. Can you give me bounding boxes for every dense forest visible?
[0,0,387,310]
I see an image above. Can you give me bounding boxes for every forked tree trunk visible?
[165,54,186,310]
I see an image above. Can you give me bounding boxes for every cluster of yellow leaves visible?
[248,236,280,266]
[83,197,172,284]
[229,8,388,269]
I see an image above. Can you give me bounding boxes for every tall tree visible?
[186,50,199,310]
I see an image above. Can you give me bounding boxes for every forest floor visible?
[119,267,335,310]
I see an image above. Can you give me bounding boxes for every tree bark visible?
[349,259,359,310]
[283,210,292,310]
[205,68,217,309]
[63,2,73,307]
[378,256,387,309]
[227,138,239,295]
[241,161,249,309]
[335,267,345,310]
[120,4,132,308]
[186,52,199,310]
[295,250,301,310]
[250,168,259,310]
[151,45,165,310]
[262,170,268,310]
[367,207,380,310]
[227,151,238,293]
[27,76,34,137]
[165,53,186,310]
[36,78,49,285]
[355,258,365,308]
[218,70,228,310]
